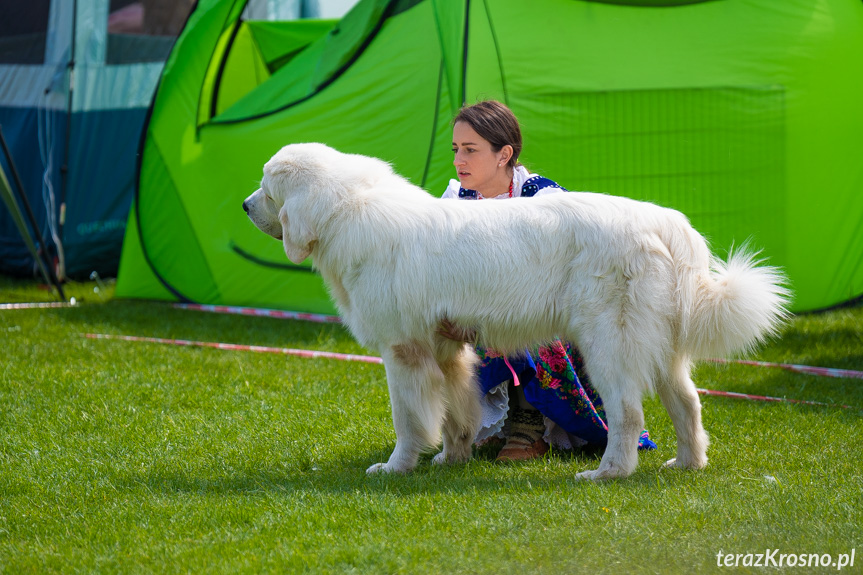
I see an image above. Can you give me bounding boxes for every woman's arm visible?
[436,317,477,343]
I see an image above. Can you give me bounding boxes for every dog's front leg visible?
[367,346,445,474]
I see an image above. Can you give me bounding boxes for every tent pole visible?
[0,126,67,302]
[57,0,78,281]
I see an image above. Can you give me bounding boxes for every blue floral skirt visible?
[475,340,656,450]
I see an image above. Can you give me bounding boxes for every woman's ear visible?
[499,144,514,167]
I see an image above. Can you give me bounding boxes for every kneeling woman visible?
[441,100,655,461]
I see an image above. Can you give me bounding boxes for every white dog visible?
[243,143,790,480]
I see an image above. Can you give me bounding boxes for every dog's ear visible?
[279,205,316,264]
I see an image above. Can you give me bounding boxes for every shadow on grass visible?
[109,443,712,500]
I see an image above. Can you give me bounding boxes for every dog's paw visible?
[663,457,707,470]
[432,450,471,465]
[366,463,392,474]
[575,469,603,481]
[575,467,627,481]
[366,461,415,474]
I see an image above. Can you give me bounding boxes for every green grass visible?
[1,275,861,574]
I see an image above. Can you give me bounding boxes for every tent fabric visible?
[215,19,338,115]
[0,0,172,278]
[247,19,336,69]
[117,0,863,313]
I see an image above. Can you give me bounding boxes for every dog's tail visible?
[684,246,792,359]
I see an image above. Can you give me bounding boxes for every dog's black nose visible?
[242,201,249,214]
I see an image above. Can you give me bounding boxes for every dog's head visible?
[244,143,394,264]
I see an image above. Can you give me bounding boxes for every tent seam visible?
[230,242,320,273]
[149,135,224,301]
[482,0,507,105]
[461,0,470,106]
[209,0,407,125]
[421,58,445,189]
[133,139,193,303]
[194,0,245,132]
[209,10,245,121]
[132,47,194,303]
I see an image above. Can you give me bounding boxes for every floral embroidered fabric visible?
[475,342,656,450]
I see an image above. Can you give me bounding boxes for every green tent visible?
[116,0,863,313]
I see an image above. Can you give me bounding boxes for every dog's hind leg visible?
[575,378,645,481]
[367,342,445,474]
[571,335,647,480]
[657,354,709,470]
[433,344,481,465]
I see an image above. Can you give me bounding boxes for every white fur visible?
[243,143,791,480]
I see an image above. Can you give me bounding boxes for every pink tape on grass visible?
[84,333,383,364]
[706,358,863,380]
[696,388,854,410]
[173,303,342,324]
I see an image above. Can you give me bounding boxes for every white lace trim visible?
[475,381,509,442]
[474,380,589,450]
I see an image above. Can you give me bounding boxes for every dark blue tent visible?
[0,0,182,278]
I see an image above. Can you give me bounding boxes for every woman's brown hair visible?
[453,100,522,169]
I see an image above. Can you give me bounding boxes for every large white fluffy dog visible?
[243,143,790,480]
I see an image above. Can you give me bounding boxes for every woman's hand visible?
[436,317,477,343]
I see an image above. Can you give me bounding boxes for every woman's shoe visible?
[496,407,549,462]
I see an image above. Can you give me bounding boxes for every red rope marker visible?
[84,333,383,364]
[173,303,342,324]
[706,358,863,380]
[696,388,854,410]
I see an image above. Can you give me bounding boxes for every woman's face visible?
[452,121,510,193]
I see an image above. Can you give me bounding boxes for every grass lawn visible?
[1,275,861,574]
